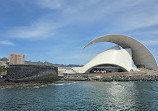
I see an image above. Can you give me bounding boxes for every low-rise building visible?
[0,61,6,66]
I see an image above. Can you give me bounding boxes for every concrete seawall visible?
[6,65,58,82]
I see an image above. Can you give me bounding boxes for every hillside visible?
[0,57,8,62]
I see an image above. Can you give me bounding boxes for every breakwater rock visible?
[62,71,158,81]
[6,65,58,82]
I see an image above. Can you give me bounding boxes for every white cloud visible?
[4,0,158,40]
[4,20,61,39]
[59,0,158,32]
[0,40,14,45]
[93,0,158,32]
[35,0,64,9]
[122,15,158,32]
[142,40,158,46]
[64,0,158,32]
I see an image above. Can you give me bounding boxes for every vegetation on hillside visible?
[0,57,8,62]
[25,61,54,66]
[0,57,82,67]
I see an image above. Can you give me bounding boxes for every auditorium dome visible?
[65,34,158,74]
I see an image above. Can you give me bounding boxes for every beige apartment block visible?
[9,53,25,65]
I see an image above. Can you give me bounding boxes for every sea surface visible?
[0,81,158,111]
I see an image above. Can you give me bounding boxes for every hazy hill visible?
[0,57,82,67]
[25,61,54,66]
[54,64,83,67]
[0,57,8,62]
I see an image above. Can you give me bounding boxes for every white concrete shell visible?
[73,46,136,73]
[84,34,158,70]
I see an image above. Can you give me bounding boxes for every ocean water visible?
[0,81,158,111]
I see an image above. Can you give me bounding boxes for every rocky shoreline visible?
[1,69,158,89]
[62,75,158,82]
[1,74,158,89]
[0,80,64,89]
[62,70,158,82]
[95,74,158,82]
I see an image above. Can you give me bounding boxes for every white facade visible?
[64,34,157,74]
[58,67,76,76]
[84,34,158,70]
[72,46,138,73]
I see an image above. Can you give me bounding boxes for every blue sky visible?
[0,0,158,65]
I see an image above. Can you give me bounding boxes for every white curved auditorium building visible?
[65,34,158,74]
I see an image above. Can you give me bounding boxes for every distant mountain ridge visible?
[0,57,82,67]
[25,61,54,66]
[54,64,83,67]
[0,57,8,62]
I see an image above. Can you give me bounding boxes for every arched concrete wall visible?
[84,34,158,70]
[85,64,128,73]
[74,46,134,73]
